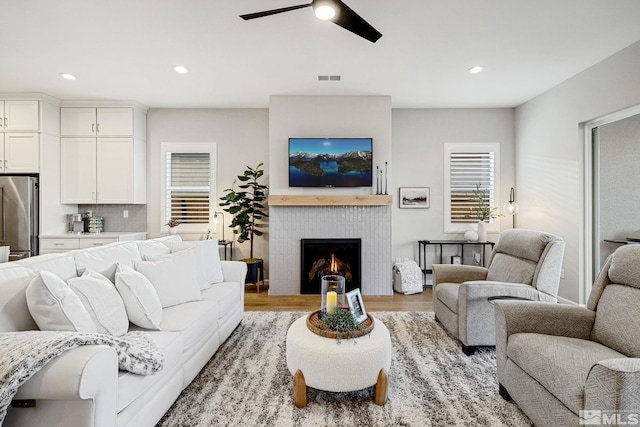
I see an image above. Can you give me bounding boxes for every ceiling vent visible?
[317,75,342,81]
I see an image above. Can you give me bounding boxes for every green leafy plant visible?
[319,309,364,342]
[469,183,502,222]
[219,163,268,260]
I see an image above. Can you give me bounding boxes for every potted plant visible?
[469,183,502,241]
[165,219,180,235]
[219,163,269,283]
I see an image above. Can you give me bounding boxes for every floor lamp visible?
[503,187,519,228]
[214,211,225,242]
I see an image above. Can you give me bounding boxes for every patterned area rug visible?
[157,311,531,426]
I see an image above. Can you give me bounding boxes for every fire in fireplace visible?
[300,238,361,294]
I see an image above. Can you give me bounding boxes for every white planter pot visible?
[168,227,177,235]
[477,222,487,242]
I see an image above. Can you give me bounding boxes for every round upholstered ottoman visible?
[285,314,392,408]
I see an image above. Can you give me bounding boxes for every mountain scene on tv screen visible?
[289,150,372,187]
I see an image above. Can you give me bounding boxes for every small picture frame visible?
[346,288,367,324]
[399,187,430,209]
[451,255,462,265]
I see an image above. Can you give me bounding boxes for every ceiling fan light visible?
[314,4,336,20]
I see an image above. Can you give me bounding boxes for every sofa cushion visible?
[508,332,625,414]
[486,253,537,285]
[590,284,640,358]
[136,240,172,258]
[25,271,98,333]
[116,330,183,412]
[165,239,224,288]
[160,301,220,352]
[0,263,39,332]
[435,282,459,314]
[74,242,142,283]
[18,253,79,281]
[134,249,201,308]
[115,264,162,330]
[201,282,243,322]
[68,269,129,336]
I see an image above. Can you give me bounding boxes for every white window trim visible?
[160,142,216,234]
[444,142,501,234]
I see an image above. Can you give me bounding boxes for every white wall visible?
[269,95,392,194]
[391,109,515,266]
[146,108,269,264]
[515,40,640,303]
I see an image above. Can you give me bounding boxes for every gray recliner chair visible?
[432,228,565,355]
[495,244,640,426]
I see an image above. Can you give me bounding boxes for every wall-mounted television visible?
[289,138,373,187]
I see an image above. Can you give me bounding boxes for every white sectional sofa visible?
[0,235,247,427]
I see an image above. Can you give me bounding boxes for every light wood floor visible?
[244,285,433,312]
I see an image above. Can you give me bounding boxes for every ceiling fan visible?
[240,0,382,43]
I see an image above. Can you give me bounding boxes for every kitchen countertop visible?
[40,232,148,239]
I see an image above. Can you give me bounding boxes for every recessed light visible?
[468,66,485,74]
[59,73,77,81]
[173,65,189,75]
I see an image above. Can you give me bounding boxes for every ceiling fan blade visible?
[240,3,312,20]
[331,0,382,43]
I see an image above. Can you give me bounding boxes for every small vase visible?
[168,227,177,236]
[477,222,487,242]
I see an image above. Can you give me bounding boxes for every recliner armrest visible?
[585,358,640,411]
[494,300,595,340]
[494,301,596,384]
[432,264,488,286]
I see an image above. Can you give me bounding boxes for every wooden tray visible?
[306,310,374,339]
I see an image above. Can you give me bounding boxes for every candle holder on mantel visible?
[320,275,346,318]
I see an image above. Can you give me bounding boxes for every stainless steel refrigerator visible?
[0,176,38,261]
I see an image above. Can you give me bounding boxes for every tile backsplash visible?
[77,204,147,232]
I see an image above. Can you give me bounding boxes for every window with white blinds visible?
[444,142,500,233]
[161,142,216,232]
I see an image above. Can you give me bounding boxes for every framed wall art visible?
[399,187,430,209]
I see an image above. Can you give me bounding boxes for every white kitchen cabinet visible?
[78,238,118,249]
[61,137,140,204]
[39,233,147,254]
[0,133,39,173]
[0,100,40,131]
[61,107,133,136]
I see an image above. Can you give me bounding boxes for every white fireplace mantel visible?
[268,194,392,207]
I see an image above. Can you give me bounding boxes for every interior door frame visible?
[583,104,640,302]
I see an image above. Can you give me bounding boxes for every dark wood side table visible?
[218,240,233,260]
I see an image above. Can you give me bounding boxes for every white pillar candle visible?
[326,291,337,314]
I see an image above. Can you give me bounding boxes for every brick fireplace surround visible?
[268,195,392,295]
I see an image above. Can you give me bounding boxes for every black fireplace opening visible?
[300,238,361,294]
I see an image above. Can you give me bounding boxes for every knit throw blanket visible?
[0,330,164,424]
[393,260,424,294]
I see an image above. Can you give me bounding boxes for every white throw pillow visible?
[134,249,201,308]
[25,271,98,333]
[164,239,224,288]
[114,264,162,330]
[68,269,129,337]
